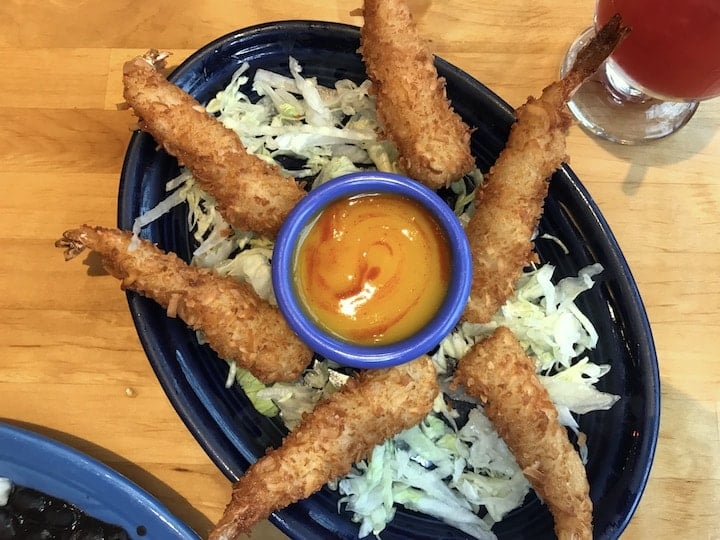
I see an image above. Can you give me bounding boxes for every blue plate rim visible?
[0,421,200,539]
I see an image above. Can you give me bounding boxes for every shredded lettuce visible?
[432,263,604,374]
[228,364,279,417]
[131,58,619,540]
[252,360,348,431]
[214,246,275,304]
[340,432,498,540]
[206,57,377,177]
[540,357,620,415]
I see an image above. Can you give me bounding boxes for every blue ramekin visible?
[271,171,472,369]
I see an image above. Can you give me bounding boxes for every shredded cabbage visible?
[227,364,279,417]
[205,59,377,175]
[540,357,619,414]
[246,360,348,431]
[433,263,604,374]
[132,58,620,539]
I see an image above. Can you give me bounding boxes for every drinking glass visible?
[561,0,720,144]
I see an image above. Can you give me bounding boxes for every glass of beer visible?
[562,0,720,144]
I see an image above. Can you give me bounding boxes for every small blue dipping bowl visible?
[272,171,472,369]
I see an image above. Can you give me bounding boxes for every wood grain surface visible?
[1,1,718,539]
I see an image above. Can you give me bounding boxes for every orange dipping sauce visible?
[293,193,451,345]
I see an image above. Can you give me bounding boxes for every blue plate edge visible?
[0,421,200,539]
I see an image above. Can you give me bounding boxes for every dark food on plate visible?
[453,327,592,540]
[55,225,312,383]
[0,482,130,539]
[209,356,438,540]
[360,0,475,189]
[462,13,629,324]
[122,49,306,238]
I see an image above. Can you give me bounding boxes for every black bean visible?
[2,484,131,539]
[0,508,17,540]
[42,504,77,529]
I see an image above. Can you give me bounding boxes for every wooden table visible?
[1,1,718,538]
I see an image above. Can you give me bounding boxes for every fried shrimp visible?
[360,0,475,189]
[454,326,592,540]
[209,355,439,540]
[122,50,306,237]
[463,14,629,323]
[55,225,312,383]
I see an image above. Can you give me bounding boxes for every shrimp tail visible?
[55,228,93,260]
[134,48,171,70]
[560,13,630,100]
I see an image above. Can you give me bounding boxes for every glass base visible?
[561,27,699,145]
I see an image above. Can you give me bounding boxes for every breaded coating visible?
[122,50,306,237]
[360,0,475,188]
[454,327,592,540]
[55,225,312,383]
[463,15,629,323]
[209,356,439,540]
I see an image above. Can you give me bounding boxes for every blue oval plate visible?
[0,422,199,539]
[117,21,660,540]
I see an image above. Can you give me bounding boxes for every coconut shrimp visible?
[56,225,312,383]
[122,50,306,237]
[209,355,439,540]
[463,14,629,323]
[360,0,475,189]
[453,326,592,540]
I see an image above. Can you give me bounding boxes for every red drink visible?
[596,0,720,100]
